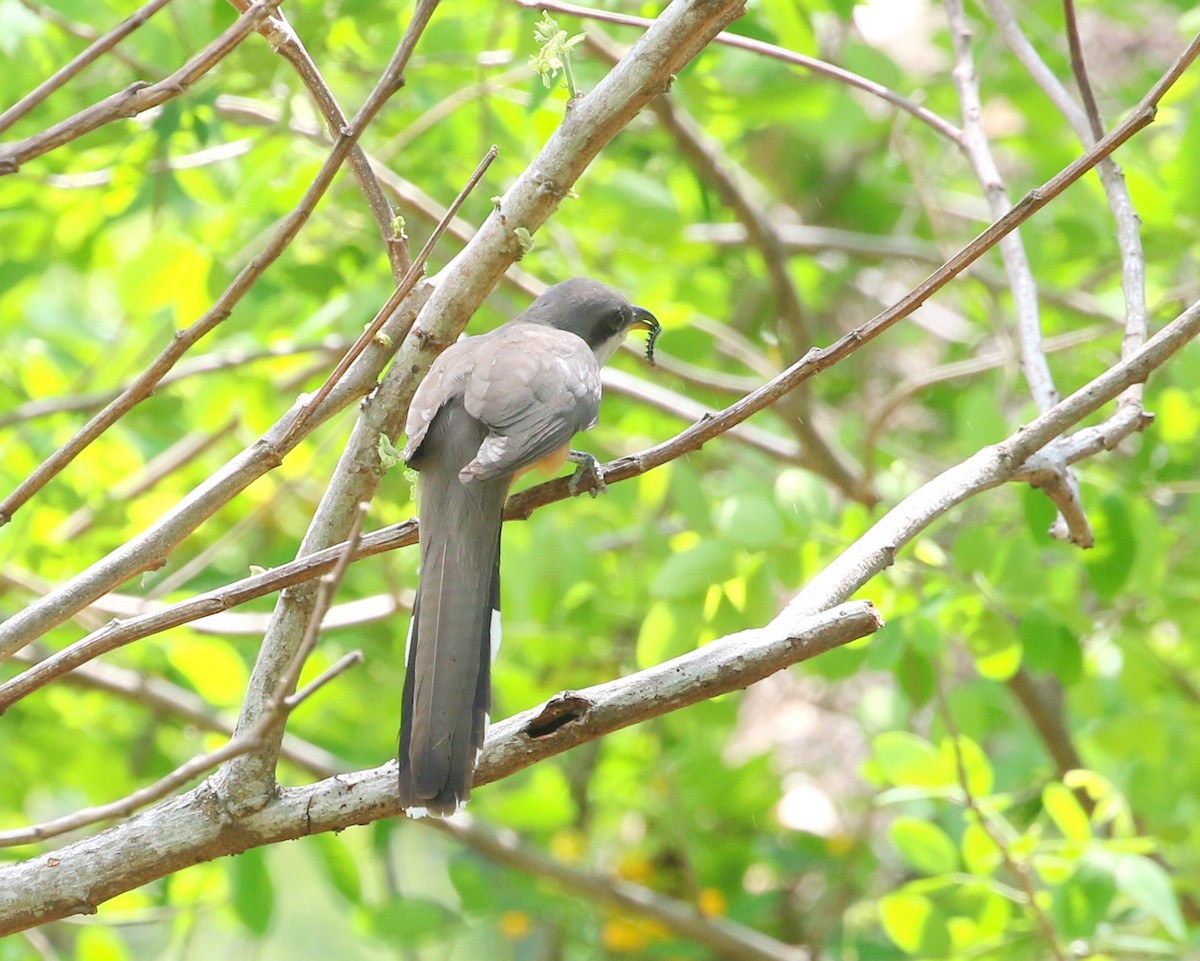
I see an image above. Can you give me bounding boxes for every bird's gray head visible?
[520,279,660,366]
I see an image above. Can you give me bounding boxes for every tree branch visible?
[0,0,175,135]
[513,0,962,142]
[944,0,1092,547]
[0,0,285,172]
[432,818,808,961]
[0,0,438,529]
[214,0,750,810]
[778,295,1200,626]
[227,0,410,279]
[0,602,880,934]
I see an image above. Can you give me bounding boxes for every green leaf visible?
[636,600,687,668]
[231,848,274,936]
[651,540,735,598]
[1052,856,1116,939]
[714,494,785,549]
[889,817,959,875]
[1019,609,1083,684]
[1084,495,1138,599]
[879,891,952,956]
[963,611,1022,681]
[961,819,1004,875]
[1042,782,1091,844]
[166,636,248,707]
[369,898,456,942]
[872,732,956,789]
[311,833,362,904]
[1113,853,1186,941]
[941,735,993,797]
[75,926,132,961]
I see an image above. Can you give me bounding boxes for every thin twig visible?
[5,646,347,778]
[283,651,364,710]
[585,28,871,503]
[277,144,498,450]
[433,819,807,961]
[55,418,240,542]
[0,0,438,528]
[780,295,1200,626]
[688,221,1117,321]
[863,324,1111,468]
[0,639,358,849]
[935,676,1067,961]
[0,0,286,172]
[512,0,963,143]
[1061,0,1106,141]
[509,34,1198,515]
[0,505,369,847]
[943,0,1092,547]
[0,0,175,135]
[11,0,156,74]
[225,0,410,279]
[981,0,1150,417]
[0,728,270,847]
[265,503,368,711]
[0,339,345,430]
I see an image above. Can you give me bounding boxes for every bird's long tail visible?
[398,404,508,817]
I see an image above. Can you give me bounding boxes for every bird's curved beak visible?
[630,306,661,366]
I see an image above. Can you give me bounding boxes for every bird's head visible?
[522,279,661,366]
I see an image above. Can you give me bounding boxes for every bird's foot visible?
[567,450,607,498]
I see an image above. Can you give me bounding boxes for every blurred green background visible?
[3,0,1200,957]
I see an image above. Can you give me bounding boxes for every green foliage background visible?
[3,0,1200,958]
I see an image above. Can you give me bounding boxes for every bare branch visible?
[943,0,1092,546]
[213,94,547,299]
[11,0,156,76]
[0,339,344,429]
[686,221,1117,321]
[584,28,870,502]
[936,678,1067,961]
[55,418,240,542]
[0,0,285,172]
[1061,0,1106,141]
[0,5,445,657]
[432,819,808,961]
[0,0,438,529]
[863,325,1112,469]
[215,0,750,810]
[226,0,410,279]
[0,602,880,933]
[0,725,270,848]
[602,367,800,462]
[0,644,355,851]
[779,295,1200,627]
[0,506,367,848]
[513,0,962,143]
[276,144,499,451]
[5,647,346,778]
[981,0,1150,414]
[0,0,175,135]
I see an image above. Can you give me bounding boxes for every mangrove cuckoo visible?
[398,279,660,817]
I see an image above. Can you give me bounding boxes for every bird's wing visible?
[402,337,483,464]
[459,323,602,483]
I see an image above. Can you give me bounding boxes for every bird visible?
[397,278,660,817]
